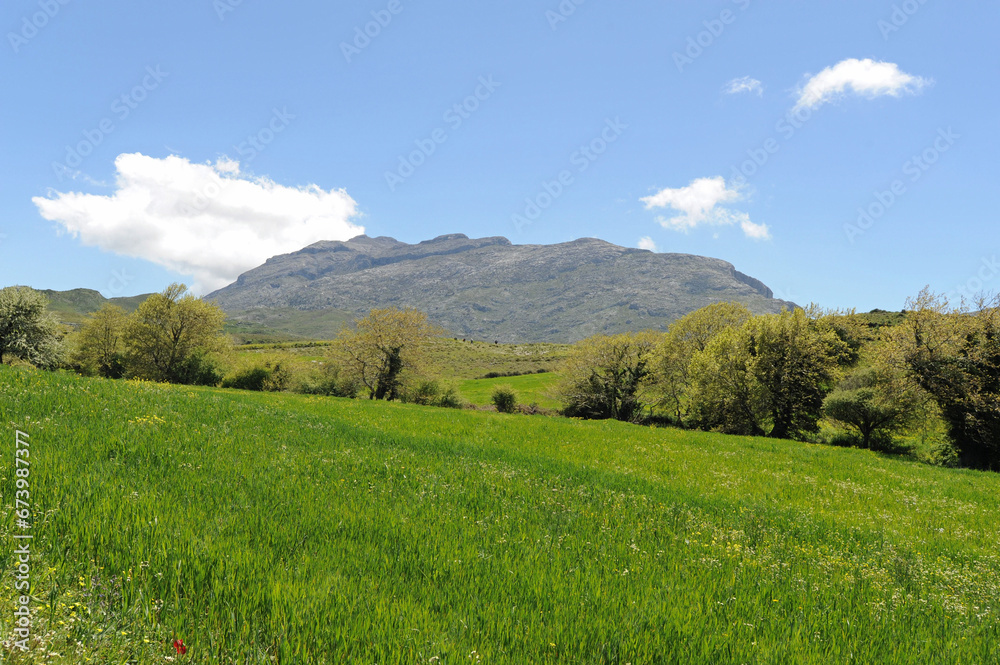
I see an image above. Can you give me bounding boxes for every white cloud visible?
[740,218,772,240]
[33,153,364,293]
[641,176,770,241]
[724,76,763,96]
[638,236,658,252]
[794,58,930,111]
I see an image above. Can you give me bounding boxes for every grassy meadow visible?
[456,372,562,410]
[2,365,1000,663]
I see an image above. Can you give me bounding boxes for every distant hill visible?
[36,289,152,326]
[206,234,799,343]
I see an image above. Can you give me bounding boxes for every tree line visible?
[3,283,999,471]
[555,293,1000,471]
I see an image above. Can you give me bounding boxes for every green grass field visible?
[457,372,562,410]
[2,365,999,663]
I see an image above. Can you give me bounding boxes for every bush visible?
[222,367,271,391]
[437,387,463,409]
[222,362,291,392]
[171,350,223,387]
[295,364,359,397]
[408,380,441,406]
[491,385,518,414]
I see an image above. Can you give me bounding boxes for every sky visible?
[1,0,997,310]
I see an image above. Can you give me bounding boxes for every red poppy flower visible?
[173,638,188,655]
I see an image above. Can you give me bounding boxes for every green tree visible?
[73,303,127,378]
[885,289,1000,470]
[654,302,751,425]
[334,308,437,400]
[557,332,659,423]
[0,286,63,368]
[823,366,922,449]
[690,309,847,438]
[123,284,227,384]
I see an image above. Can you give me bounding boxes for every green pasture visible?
[1,365,998,663]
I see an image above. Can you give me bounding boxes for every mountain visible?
[206,233,797,343]
[37,289,152,326]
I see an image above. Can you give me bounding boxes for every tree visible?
[557,332,659,423]
[73,304,127,378]
[885,289,1000,470]
[690,309,847,439]
[334,308,437,400]
[0,286,63,369]
[823,366,922,449]
[123,284,227,384]
[654,302,751,425]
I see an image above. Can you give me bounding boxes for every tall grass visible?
[1,365,999,663]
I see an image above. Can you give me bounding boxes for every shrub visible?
[222,367,271,391]
[491,385,518,414]
[437,387,463,409]
[295,364,359,398]
[222,362,291,392]
[408,380,441,406]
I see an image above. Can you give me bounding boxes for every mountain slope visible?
[38,288,152,326]
[207,234,797,343]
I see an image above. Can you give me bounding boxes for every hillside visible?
[34,288,152,326]
[2,365,999,663]
[206,234,798,343]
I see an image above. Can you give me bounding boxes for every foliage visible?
[885,289,1000,470]
[823,365,923,450]
[437,386,463,409]
[295,361,361,398]
[222,361,291,392]
[407,379,443,406]
[334,308,437,400]
[72,303,128,378]
[4,365,1000,662]
[558,332,659,422]
[491,384,518,413]
[122,284,227,384]
[654,302,752,425]
[0,286,63,368]
[690,309,847,438]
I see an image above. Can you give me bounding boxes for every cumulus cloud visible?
[637,236,658,252]
[794,58,930,111]
[724,76,763,96]
[640,176,770,241]
[33,153,364,293]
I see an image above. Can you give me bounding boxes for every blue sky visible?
[1,0,996,309]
